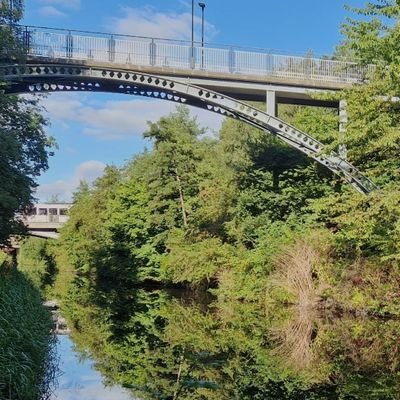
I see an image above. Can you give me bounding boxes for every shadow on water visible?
[56,283,400,400]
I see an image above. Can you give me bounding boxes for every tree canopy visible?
[0,0,52,244]
[15,1,400,398]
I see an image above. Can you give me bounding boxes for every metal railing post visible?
[66,31,73,58]
[22,26,31,54]
[190,46,196,69]
[339,99,348,159]
[108,34,115,62]
[228,47,235,73]
[150,39,156,66]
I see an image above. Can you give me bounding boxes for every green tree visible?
[142,106,205,230]
[0,0,52,245]
[335,0,400,182]
[310,0,400,262]
[18,236,57,291]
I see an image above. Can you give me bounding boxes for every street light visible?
[9,0,14,29]
[191,0,194,68]
[198,2,205,69]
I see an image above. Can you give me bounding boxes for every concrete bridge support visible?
[266,90,277,117]
[339,99,348,159]
[266,91,348,159]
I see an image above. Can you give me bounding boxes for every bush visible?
[0,267,56,399]
[18,237,57,293]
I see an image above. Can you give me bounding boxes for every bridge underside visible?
[21,58,341,108]
[1,63,377,194]
[29,230,59,240]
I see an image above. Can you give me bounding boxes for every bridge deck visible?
[3,29,377,195]
[19,25,372,95]
[29,56,343,106]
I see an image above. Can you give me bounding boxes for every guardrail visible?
[14,25,373,84]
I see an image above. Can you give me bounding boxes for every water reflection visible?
[51,335,136,400]
[60,287,400,399]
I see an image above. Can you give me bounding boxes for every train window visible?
[28,208,37,216]
[38,208,48,215]
[49,208,58,215]
[59,208,68,216]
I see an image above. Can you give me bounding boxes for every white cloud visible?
[79,99,176,140]
[41,94,224,141]
[38,0,81,10]
[75,160,106,182]
[42,93,83,120]
[36,0,80,18]
[55,385,133,400]
[38,6,66,17]
[64,146,78,155]
[35,160,106,202]
[108,7,217,41]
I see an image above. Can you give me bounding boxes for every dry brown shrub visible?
[272,308,317,370]
[273,240,322,309]
[268,239,330,372]
[216,268,236,293]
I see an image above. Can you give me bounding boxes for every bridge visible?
[23,203,72,239]
[1,25,377,194]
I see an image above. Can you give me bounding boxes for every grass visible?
[0,261,57,400]
[272,240,321,309]
[267,238,328,375]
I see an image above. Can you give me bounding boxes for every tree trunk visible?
[172,352,185,400]
[273,169,280,190]
[175,168,188,228]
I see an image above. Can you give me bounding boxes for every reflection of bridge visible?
[24,203,72,239]
[3,25,377,194]
[44,300,70,335]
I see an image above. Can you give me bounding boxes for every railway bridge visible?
[2,25,377,194]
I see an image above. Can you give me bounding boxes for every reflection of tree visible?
[270,308,400,399]
[261,236,400,398]
[61,277,400,400]
[317,317,400,398]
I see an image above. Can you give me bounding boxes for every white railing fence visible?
[15,25,373,84]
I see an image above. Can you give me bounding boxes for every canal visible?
[48,288,400,399]
[51,335,135,400]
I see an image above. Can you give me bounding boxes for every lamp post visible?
[198,2,205,69]
[9,0,14,29]
[191,0,194,68]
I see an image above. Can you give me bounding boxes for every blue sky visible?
[21,0,366,202]
[52,335,135,399]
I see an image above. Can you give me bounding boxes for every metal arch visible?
[1,63,377,194]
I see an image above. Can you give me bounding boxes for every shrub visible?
[0,267,56,399]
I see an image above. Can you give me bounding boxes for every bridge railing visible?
[18,25,373,84]
[23,203,72,227]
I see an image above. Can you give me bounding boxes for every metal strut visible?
[0,64,378,194]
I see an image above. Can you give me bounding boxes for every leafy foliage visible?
[45,2,400,398]
[0,0,52,244]
[18,236,57,291]
[0,266,55,400]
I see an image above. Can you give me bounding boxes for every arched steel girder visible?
[1,63,377,194]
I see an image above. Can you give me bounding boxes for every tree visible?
[334,1,400,182]
[142,106,205,230]
[0,0,52,245]
[0,0,24,26]
[310,0,400,261]
[0,0,26,62]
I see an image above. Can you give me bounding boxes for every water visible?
[51,335,136,400]
[52,289,400,399]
